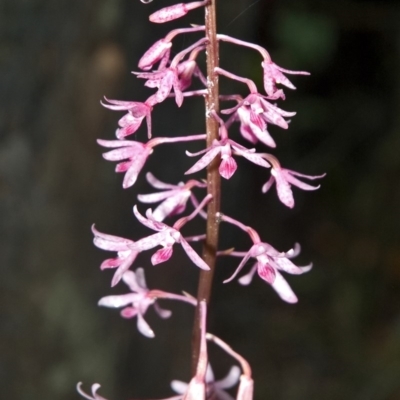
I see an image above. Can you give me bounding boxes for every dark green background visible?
[1,0,400,399]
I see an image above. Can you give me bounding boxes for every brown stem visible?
[191,0,220,373]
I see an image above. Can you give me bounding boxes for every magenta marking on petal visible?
[219,157,237,179]
[151,246,173,265]
[258,264,276,284]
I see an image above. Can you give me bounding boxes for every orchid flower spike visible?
[92,225,138,287]
[77,383,110,400]
[129,195,212,269]
[98,269,172,338]
[149,1,209,24]
[101,98,153,139]
[138,173,207,222]
[261,154,326,208]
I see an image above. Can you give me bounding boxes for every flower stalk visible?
[191,0,221,373]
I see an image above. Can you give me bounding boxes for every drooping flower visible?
[262,60,310,97]
[98,269,172,338]
[97,134,206,189]
[77,383,109,400]
[222,92,295,148]
[185,138,270,179]
[97,139,153,189]
[130,196,211,270]
[225,242,311,304]
[138,173,206,221]
[92,225,138,287]
[261,161,326,208]
[135,66,185,107]
[101,98,153,139]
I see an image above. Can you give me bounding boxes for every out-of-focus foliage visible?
[1,0,400,399]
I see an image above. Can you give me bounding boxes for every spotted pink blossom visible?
[185,138,270,179]
[135,67,185,107]
[97,139,153,189]
[77,383,109,400]
[262,164,326,208]
[225,242,311,304]
[149,1,209,24]
[92,225,138,287]
[222,93,295,148]
[101,98,153,139]
[97,135,206,189]
[138,173,206,221]
[98,269,172,338]
[262,60,310,97]
[130,195,211,270]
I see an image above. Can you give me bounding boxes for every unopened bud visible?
[138,39,172,70]
[149,2,207,24]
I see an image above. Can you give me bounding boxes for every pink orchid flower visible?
[138,173,206,221]
[223,93,296,148]
[185,138,270,179]
[97,134,206,189]
[262,60,310,97]
[220,214,312,303]
[101,98,153,139]
[77,383,109,400]
[136,67,184,107]
[261,156,326,208]
[130,195,211,269]
[92,225,138,287]
[171,364,241,400]
[98,269,172,338]
[97,139,153,189]
[225,242,311,304]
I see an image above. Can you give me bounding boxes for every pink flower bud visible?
[149,3,189,23]
[138,38,172,70]
[149,2,207,24]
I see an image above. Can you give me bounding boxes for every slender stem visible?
[191,0,220,373]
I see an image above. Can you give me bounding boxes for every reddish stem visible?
[191,0,220,373]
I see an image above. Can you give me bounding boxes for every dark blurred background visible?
[1,0,400,399]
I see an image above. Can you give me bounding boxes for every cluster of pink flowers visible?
[79,1,324,399]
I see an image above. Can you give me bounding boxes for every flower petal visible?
[151,246,174,265]
[185,146,221,175]
[216,365,241,389]
[270,270,298,303]
[180,238,210,270]
[137,313,155,338]
[98,293,139,308]
[153,302,172,319]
